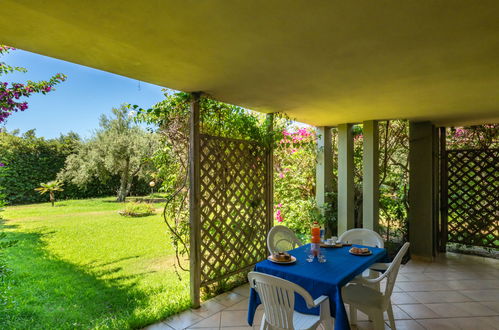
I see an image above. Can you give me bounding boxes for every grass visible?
[0,197,190,329]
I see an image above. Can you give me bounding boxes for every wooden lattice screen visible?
[198,134,271,287]
[446,149,499,248]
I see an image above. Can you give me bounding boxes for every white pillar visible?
[316,126,333,212]
[362,120,379,232]
[338,123,354,234]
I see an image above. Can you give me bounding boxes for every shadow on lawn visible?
[1,223,155,329]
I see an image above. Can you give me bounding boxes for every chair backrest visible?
[338,228,384,248]
[248,271,315,330]
[381,242,410,299]
[267,225,302,254]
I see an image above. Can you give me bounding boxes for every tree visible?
[0,45,66,123]
[35,180,64,207]
[59,104,158,202]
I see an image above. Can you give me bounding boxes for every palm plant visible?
[35,181,64,207]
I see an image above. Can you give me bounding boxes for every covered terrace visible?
[1,1,498,329]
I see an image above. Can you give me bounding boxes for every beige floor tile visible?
[389,319,425,330]
[397,304,440,319]
[452,302,497,316]
[189,312,221,328]
[461,289,499,302]
[214,292,246,307]
[415,318,459,329]
[384,305,411,320]
[164,310,205,330]
[480,301,499,314]
[450,316,499,330]
[446,279,499,290]
[221,310,251,327]
[399,273,434,281]
[191,299,226,318]
[231,283,251,297]
[391,292,419,304]
[225,298,249,311]
[408,290,470,303]
[391,284,403,293]
[143,322,174,330]
[424,272,477,281]
[397,281,451,292]
[219,327,253,330]
[425,303,472,318]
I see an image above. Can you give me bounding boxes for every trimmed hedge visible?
[0,130,149,205]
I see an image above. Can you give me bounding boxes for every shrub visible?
[119,202,155,217]
[0,130,151,204]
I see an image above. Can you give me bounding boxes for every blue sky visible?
[2,49,166,139]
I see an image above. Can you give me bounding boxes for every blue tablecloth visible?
[247,244,386,330]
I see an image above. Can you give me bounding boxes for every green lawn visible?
[0,198,190,329]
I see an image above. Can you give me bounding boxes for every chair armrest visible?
[369,262,389,272]
[312,295,329,307]
[349,274,371,286]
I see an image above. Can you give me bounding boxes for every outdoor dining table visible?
[247,243,387,330]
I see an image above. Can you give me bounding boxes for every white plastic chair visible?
[267,225,302,254]
[248,271,334,330]
[338,228,384,248]
[342,242,410,330]
[339,228,388,275]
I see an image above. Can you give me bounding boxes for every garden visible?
[0,198,189,329]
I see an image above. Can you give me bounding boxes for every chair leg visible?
[372,312,384,330]
[322,317,334,330]
[387,302,396,330]
[259,316,268,330]
[349,305,357,325]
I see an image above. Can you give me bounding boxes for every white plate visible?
[349,248,372,256]
[267,255,297,264]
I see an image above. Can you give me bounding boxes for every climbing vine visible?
[137,91,288,274]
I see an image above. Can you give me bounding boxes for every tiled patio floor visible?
[145,252,499,330]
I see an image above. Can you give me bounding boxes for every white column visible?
[338,123,354,234]
[362,120,379,232]
[316,126,333,213]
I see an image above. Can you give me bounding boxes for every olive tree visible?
[59,104,158,202]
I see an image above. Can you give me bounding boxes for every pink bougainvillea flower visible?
[275,209,284,222]
[278,172,285,178]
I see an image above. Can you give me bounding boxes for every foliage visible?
[59,104,159,202]
[0,130,121,204]
[0,162,14,319]
[34,180,64,207]
[136,91,288,273]
[0,45,66,123]
[1,198,189,329]
[378,121,410,242]
[273,127,322,239]
[273,121,409,243]
[447,124,498,150]
[119,202,155,217]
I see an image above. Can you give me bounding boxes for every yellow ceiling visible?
[1,1,499,126]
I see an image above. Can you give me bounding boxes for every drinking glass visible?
[305,246,314,262]
[317,249,327,263]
